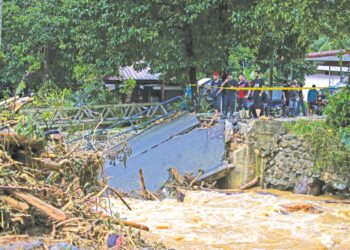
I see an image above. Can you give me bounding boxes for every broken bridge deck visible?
[104,113,226,192]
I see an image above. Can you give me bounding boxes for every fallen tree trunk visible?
[0,195,29,212]
[32,158,62,172]
[12,191,68,221]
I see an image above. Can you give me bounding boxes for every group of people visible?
[210,70,266,119]
[282,81,320,116]
[210,70,320,118]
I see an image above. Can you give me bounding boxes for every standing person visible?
[260,90,270,116]
[236,74,249,112]
[295,80,307,116]
[307,84,318,116]
[288,82,298,117]
[282,80,289,104]
[246,81,254,118]
[249,70,264,118]
[282,80,290,117]
[211,71,222,113]
[293,80,301,116]
[219,73,237,119]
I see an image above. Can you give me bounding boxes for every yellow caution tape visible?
[188,84,324,91]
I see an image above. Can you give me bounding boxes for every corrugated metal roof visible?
[307,50,350,58]
[106,66,161,81]
[305,55,350,63]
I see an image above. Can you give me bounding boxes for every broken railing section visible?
[22,102,167,128]
[66,95,188,149]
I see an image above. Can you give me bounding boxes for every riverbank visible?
[223,118,350,196]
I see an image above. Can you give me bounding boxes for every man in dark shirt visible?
[282,80,289,106]
[249,70,264,118]
[220,73,237,118]
[261,91,270,116]
[288,82,299,116]
[211,71,222,113]
[295,80,306,116]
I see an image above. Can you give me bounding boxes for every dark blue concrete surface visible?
[125,113,200,156]
[104,113,225,192]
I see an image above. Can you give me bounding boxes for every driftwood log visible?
[12,191,68,221]
[0,195,29,212]
[240,176,260,191]
[170,167,184,186]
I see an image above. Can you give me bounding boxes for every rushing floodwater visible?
[107,189,350,249]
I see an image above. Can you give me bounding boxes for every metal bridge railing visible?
[65,96,189,147]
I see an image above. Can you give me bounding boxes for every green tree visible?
[1,0,76,90]
[1,0,349,102]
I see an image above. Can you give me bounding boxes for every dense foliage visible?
[325,87,350,129]
[1,0,349,96]
[285,87,350,174]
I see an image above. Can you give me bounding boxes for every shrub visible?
[285,120,349,174]
[325,86,350,129]
[286,86,350,174]
[74,80,119,106]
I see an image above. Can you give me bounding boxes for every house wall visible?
[105,80,183,103]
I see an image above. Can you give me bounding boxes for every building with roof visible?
[306,50,350,79]
[306,50,350,66]
[305,50,349,90]
[105,66,183,103]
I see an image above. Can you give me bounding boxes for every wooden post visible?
[160,81,165,101]
[138,169,148,199]
[170,167,184,186]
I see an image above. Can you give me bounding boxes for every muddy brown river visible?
[107,189,350,249]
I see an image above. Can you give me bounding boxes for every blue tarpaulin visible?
[104,113,225,192]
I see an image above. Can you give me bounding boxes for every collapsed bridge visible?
[63,96,233,193]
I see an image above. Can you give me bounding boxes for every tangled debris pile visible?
[0,97,163,249]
